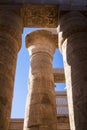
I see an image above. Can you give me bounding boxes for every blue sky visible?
[11,28,65,118]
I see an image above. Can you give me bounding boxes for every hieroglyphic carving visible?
[0,9,23,130]
[24,30,57,130]
[21,4,58,28]
[58,11,87,130]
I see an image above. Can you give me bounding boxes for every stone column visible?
[24,30,57,130]
[0,9,23,130]
[58,11,87,130]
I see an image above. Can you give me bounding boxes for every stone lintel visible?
[21,4,58,28]
[53,68,65,83]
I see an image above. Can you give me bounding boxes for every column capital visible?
[26,30,57,57]
[57,11,87,52]
[0,9,23,51]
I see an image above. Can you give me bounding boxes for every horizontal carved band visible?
[53,68,65,82]
[21,4,58,28]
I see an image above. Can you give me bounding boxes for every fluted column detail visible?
[0,9,23,130]
[58,11,87,130]
[24,30,57,130]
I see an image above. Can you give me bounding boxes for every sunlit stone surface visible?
[24,30,57,130]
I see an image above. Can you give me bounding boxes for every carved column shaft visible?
[0,9,23,130]
[58,11,87,130]
[24,30,57,130]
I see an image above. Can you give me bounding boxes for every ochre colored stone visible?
[58,11,87,130]
[0,9,23,130]
[24,30,57,130]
